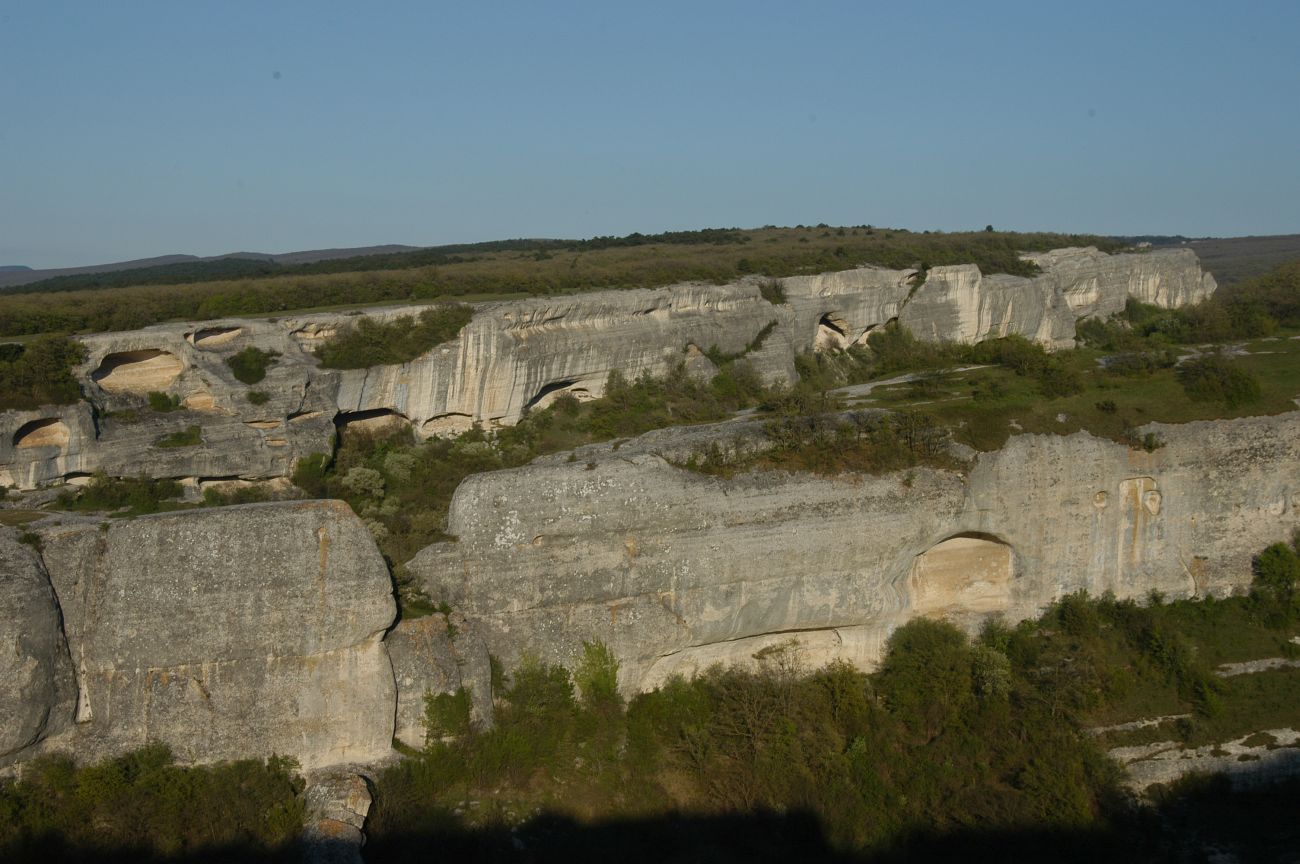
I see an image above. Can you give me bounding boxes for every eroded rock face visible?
[0,531,75,764]
[0,247,1214,489]
[899,247,1215,348]
[386,612,493,749]
[91,349,184,394]
[33,500,398,769]
[410,411,1299,691]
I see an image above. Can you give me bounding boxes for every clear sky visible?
[2,0,1298,268]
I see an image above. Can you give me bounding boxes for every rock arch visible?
[907,532,1014,619]
[523,380,593,413]
[335,408,411,438]
[422,413,475,438]
[186,326,244,349]
[91,349,183,394]
[815,314,851,351]
[13,418,70,450]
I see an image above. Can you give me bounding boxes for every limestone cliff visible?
[408,411,1297,692]
[0,532,76,762]
[0,499,497,771]
[0,247,1213,490]
[0,503,388,770]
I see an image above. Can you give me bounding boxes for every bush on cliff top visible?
[225,346,280,384]
[314,304,473,369]
[0,335,85,411]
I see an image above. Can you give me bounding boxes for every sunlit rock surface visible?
[1,247,1213,489]
[2,501,398,770]
[410,411,1297,692]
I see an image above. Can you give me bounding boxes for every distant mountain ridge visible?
[0,244,422,289]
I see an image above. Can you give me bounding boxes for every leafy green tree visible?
[574,640,621,711]
[225,346,279,384]
[1177,354,1261,407]
[0,334,85,409]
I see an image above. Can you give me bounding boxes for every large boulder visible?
[36,500,398,770]
[0,530,75,763]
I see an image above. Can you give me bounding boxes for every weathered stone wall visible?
[0,247,1213,489]
[409,411,1298,692]
[0,532,76,765]
[0,501,402,770]
[898,247,1215,348]
[386,612,493,749]
[0,499,501,771]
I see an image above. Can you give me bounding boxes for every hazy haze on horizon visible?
[2,0,1298,268]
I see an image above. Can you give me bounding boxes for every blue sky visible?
[2,0,1298,267]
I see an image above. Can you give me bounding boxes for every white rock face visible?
[900,247,1216,348]
[27,501,398,770]
[409,411,1299,692]
[0,247,1213,489]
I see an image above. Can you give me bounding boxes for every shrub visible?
[0,334,86,410]
[246,390,270,405]
[969,334,1049,376]
[573,640,621,711]
[759,279,787,305]
[315,305,473,369]
[0,746,303,858]
[291,452,331,497]
[146,390,181,411]
[424,687,473,743]
[1177,354,1261,408]
[1254,541,1300,595]
[154,425,203,448]
[54,472,183,514]
[225,346,279,384]
[875,618,973,739]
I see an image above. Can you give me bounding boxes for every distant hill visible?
[0,265,33,272]
[0,244,423,290]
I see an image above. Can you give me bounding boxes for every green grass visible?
[0,510,44,527]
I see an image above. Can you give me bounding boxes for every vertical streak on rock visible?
[317,525,331,613]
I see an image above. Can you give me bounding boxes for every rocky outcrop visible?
[0,532,76,764]
[386,612,494,749]
[0,501,401,771]
[0,317,338,489]
[899,247,1216,348]
[1112,729,1300,792]
[301,770,374,864]
[409,411,1298,692]
[0,247,1213,490]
